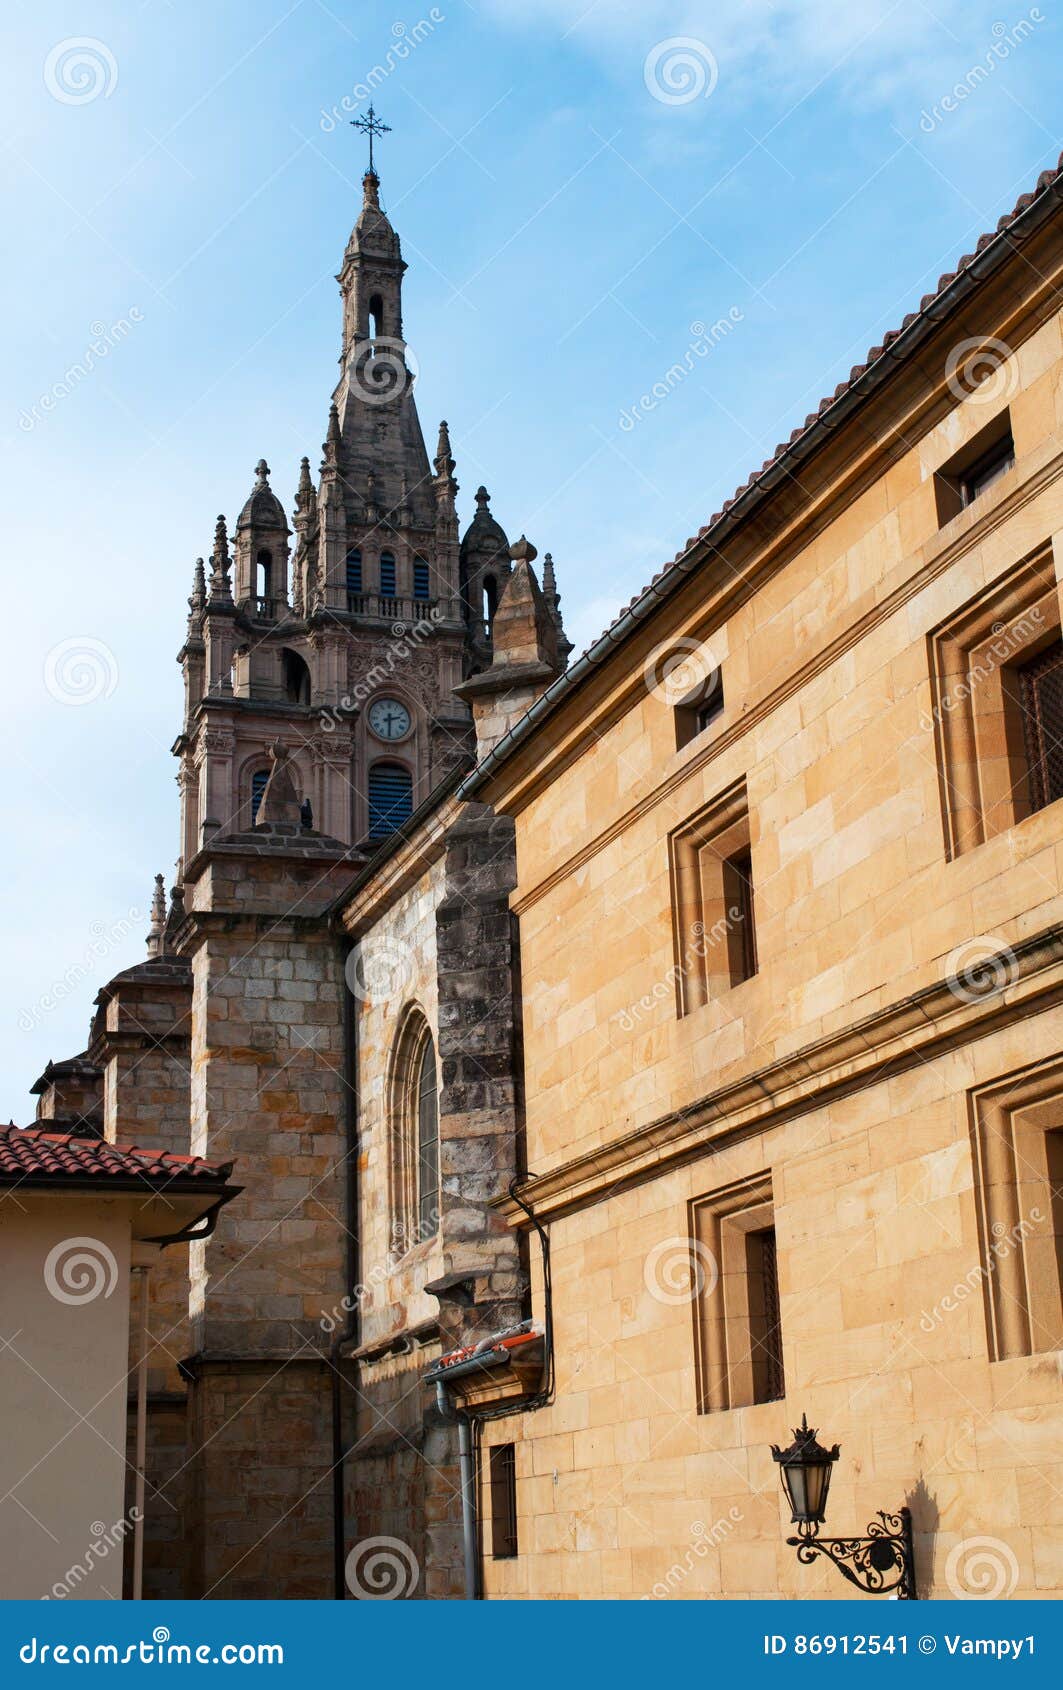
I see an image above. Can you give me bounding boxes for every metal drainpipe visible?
[131,1265,150,1600]
[436,1381,480,1600]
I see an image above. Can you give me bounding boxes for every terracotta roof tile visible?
[0,1124,233,1187]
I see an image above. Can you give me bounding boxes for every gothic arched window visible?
[413,557,430,600]
[388,1010,439,1253]
[346,547,362,596]
[368,293,384,342]
[367,761,413,841]
[250,768,269,824]
[379,551,397,597]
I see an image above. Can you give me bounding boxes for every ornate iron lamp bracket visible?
[787,1507,917,1600]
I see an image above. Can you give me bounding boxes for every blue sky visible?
[2,0,1060,1117]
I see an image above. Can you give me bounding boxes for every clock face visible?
[368,697,412,742]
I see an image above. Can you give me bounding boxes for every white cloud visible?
[482,0,1004,113]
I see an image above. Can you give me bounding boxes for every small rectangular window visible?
[935,412,1014,525]
[413,558,431,600]
[1019,639,1063,813]
[675,672,724,750]
[379,553,397,596]
[489,1444,518,1559]
[961,434,1015,507]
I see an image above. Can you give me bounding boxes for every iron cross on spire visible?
[351,103,391,176]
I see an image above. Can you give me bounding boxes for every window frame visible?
[690,1172,784,1413]
[387,1009,440,1256]
[488,1444,519,1559]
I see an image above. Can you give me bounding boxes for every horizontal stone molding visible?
[511,443,1063,916]
[496,921,1063,1223]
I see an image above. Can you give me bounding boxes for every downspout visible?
[332,934,361,1599]
[429,1182,555,1601]
[131,1265,150,1600]
[434,1380,480,1600]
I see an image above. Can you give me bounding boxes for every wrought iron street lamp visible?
[771,1415,917,1600]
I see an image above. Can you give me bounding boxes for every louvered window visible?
[379,551,397,596]
[250,769,269,824]
[1020,639,1063,813]
[413,557,430,600]
[367,762,412,841]
[345,547,362,593]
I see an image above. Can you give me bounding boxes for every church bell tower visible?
[174,113,569,864]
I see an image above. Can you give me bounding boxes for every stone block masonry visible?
[176,822,358,1598]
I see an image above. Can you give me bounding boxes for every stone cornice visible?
[495,922,1063,1224]
[511,441,1063,916]
[473,235,1063,820]
[334,789,466,938]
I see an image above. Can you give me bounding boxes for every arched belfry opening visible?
[256,549,272,607]
[483,573,498,634]
[368,292,384,342]
[282,649,311,706]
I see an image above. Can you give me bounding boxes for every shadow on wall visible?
[906,1473,939,1598]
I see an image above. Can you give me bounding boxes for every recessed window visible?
[1018,639,1063,814]
[722,846,757,985]
[379,551,397,597]
[961,434,1015,507]
[388,1013,439,1254]
[747,1226,785,1405]
[970,1057,1063,1361]
[675,672,725,750]
[669,780,757,1015]
[927,545,1060,857]
[489,1444,518,1559]
[412,558,431,600]
[691,1173,784,1413]
[935,412,1014,525]
[416,1037,439,1239]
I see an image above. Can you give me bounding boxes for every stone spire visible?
[433,419,458,512]
[207,515,233,605]
[322,403,341,474]
[291,458,315,620]
[540,551,573,670]
[164,877,186,950]
[333,159,433,527]
[146,873,167,958]
[434,419,456,482]
[186,557,206,636]
[453,537,567,756]
[295,455,315,515]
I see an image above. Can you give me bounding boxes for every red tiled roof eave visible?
[0,1124,234,1188]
